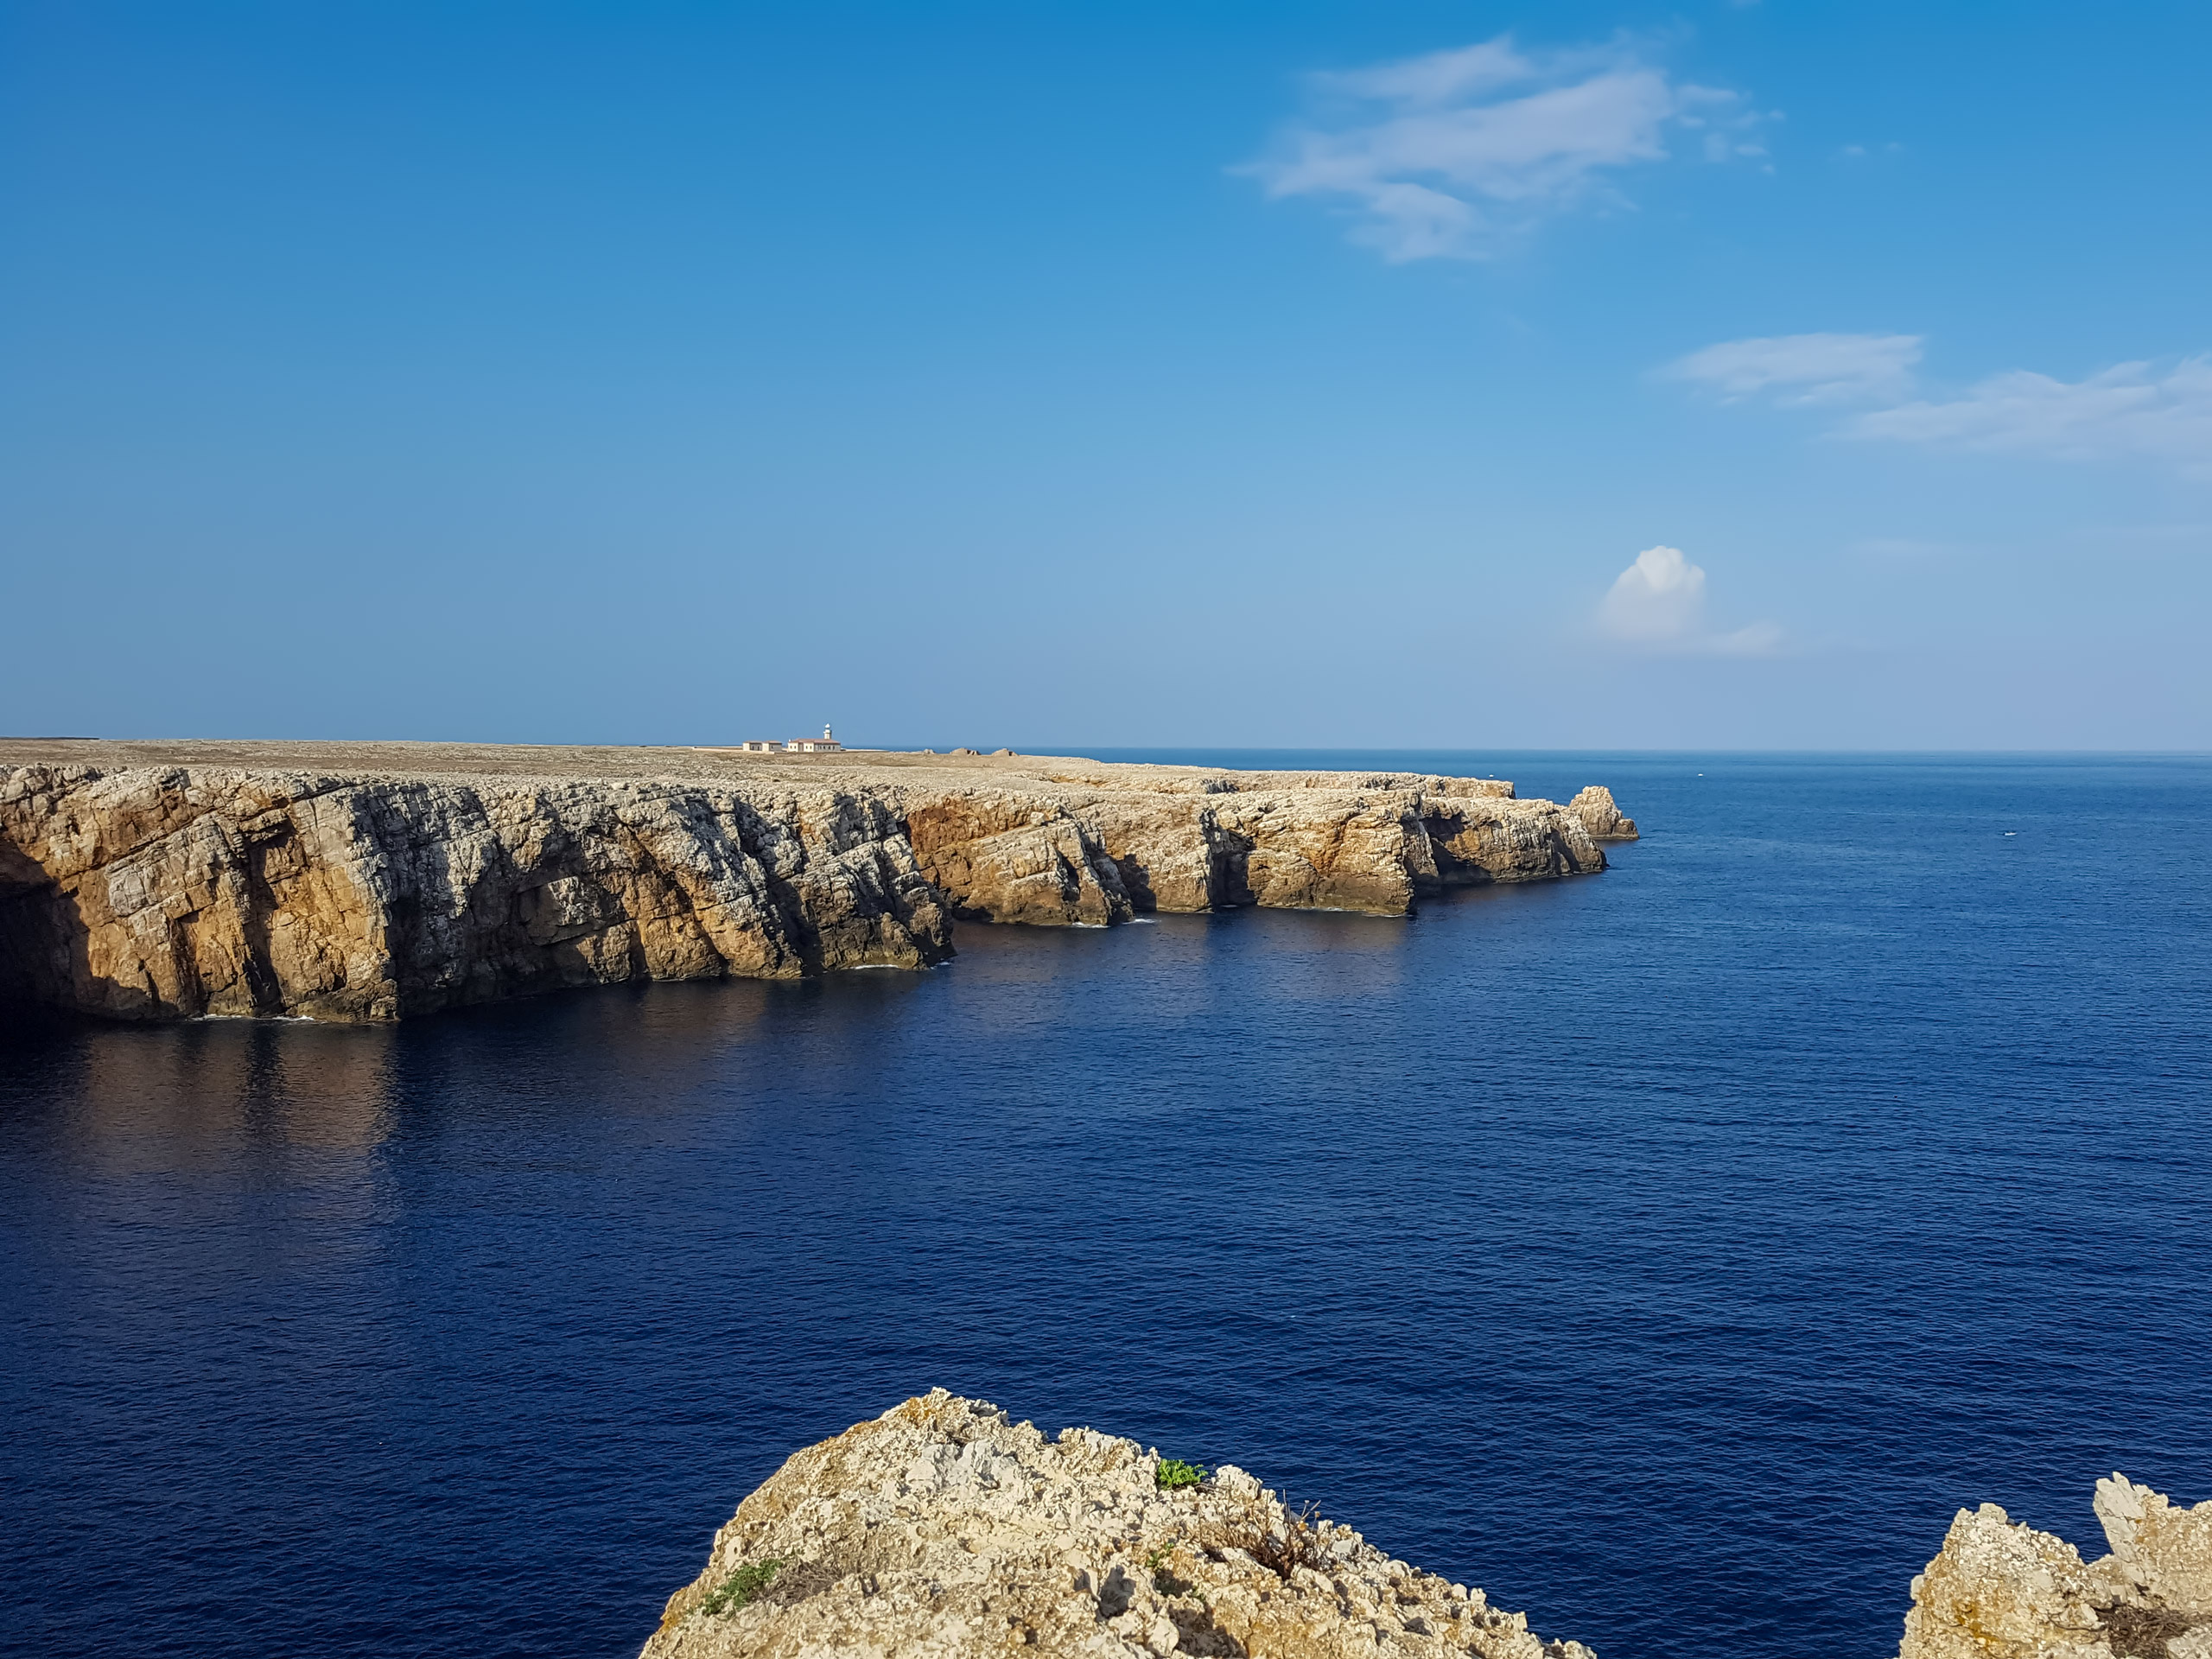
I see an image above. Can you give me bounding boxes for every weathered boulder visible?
[641,1390,1595,1659]
[1898,1478,2212,1659]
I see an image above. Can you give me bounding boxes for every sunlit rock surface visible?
[1898,1475,2212,1659]
[0,740,1630,1021]
[641,1390,1595,1659]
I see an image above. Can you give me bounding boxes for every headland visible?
[0,740,1636,1023]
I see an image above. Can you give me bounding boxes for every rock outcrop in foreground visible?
[1899,1474,2212,1659]
[0,741,1637,1022]
[643,1390,1593,1659]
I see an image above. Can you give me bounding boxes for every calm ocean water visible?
[3,753,2209,1659]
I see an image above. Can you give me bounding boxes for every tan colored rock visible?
[0,765,950,1021]
[1567,787,1638,842]
[640,1390,1594,1659]
[0,741,1635,1020]
[910,767,1607,922]
[2097,1476,2212,1619]
[905,795,1132,926]
[1897,1479,2212,1659]
[1899,1503,2118,1659]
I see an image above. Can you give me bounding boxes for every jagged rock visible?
[2098,1476,2212,1620]
[1567,787,1638,842]
[0,741,1633,1021]
[1899,1504,2120,1659]
[1898,1478,2212,1659]
[640,1389,1595,1659]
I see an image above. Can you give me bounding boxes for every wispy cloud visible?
[1843,358,2212,468]
[1245,35,1767,262]
[1669,336,2212,474]
[1598,545,1783,656]
[1665,332,1922,404]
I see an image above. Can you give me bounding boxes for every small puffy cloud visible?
[1598,545,1783,656]
[1664,332,1923,405]
[1245,35,1768,262]
[1842,357,2212,471]
[1600,543,1705,641]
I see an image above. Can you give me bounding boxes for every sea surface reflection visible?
[4,753,2209,1659]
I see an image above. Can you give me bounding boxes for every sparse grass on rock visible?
[697,1559,779,1617]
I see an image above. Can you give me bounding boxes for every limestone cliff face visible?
[0,765,950,1021]
[901,770,1611,927]
[1897,1474,2212,1659]
[640,1389,1594,1659]
[1567,786,1638,842]
[0,743,1635,1023]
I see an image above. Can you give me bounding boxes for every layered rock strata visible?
[642,1389,1594,1659]
[0,741,1636,1022]
[1899,1474,2212,1659]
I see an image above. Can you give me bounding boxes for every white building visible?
[785,724,842,753]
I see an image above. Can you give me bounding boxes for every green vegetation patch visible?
[1155,1458,1208,1491]
[700,1559,782,1616]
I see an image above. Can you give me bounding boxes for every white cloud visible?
[1671,335,2212,474]
[1597,545,1783,656]
[1842,357,2212,470]
[1664,332,1923,404]
[1246,35,1766,262]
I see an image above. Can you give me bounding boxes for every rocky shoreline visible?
[648,1394,2212,1659]
[0,741,1636,1022]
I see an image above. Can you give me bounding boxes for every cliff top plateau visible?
[0,737,1551,795]
[0,741,1636,1022]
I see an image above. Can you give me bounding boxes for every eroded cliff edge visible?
[640,1389,1595,1659]
[0,741,1637,1022]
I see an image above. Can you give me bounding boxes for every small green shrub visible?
[1156,1459,1208,1491]
[699,1559,782,1616]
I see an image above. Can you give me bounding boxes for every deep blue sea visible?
[4,753,2209,1659]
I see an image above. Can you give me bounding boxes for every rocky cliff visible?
[1898,1474,2212,1659]
[0,741,1637,1022]
[641,1389,1594,1659]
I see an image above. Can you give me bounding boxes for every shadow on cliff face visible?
[0,844,92,1020]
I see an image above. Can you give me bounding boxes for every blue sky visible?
[5,0,2210,748]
